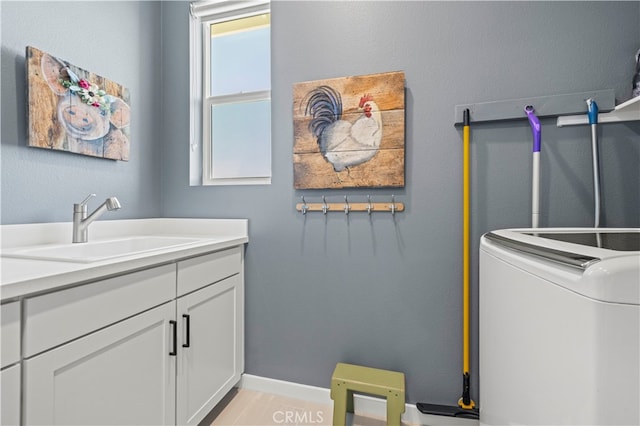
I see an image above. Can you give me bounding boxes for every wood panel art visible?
[26,46,131,161]
[293,71,405,189]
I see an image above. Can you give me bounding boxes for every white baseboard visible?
[239,374,479,426]
[239,374,331,405]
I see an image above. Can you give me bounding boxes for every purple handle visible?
[524,106,541,153]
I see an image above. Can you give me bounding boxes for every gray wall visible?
[161,1,640,406]
[1,1,162,224]
[3,0,639,407]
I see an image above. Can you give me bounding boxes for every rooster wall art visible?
[305,86,382,172]
[293,71,405,189]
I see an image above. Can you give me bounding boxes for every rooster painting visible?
[304,86,382,172]
[292,71,405,189]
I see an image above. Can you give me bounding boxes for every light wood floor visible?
[201,388,417,426]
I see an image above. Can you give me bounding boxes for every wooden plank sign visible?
[26,46,131,161]
[293,71,405,189]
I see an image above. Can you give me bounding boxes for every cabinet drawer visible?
[177,247,241,296]
[24,264,176,358]
[1,301,21,368]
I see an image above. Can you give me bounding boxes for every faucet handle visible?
[74,193,96,212]
[79,193,96,206]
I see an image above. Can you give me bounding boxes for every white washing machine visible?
[479,228,639,426]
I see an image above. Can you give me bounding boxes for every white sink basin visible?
[1,236,208,263]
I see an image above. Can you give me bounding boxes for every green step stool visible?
[330,362,406,426]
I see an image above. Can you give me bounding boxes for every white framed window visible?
[190,0,271,186]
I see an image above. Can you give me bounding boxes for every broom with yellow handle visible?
[417,109,478,419]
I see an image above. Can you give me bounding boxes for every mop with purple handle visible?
[525,105,541,228]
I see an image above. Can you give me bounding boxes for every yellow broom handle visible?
[458,109,475,410]
[462,121,470,376]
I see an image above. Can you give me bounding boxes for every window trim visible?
[189,0,271,186]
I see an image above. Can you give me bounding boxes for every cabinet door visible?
[24,302,176,425]
[1,364,21,426]
[176,274,243,425]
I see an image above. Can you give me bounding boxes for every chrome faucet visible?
[72,194,121,243]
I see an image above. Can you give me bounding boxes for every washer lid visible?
[484,232,601,270]
[522,232,640,252]
[482,228,640,305]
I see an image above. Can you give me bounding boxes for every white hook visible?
[390,195,396,215]
[301,196,308,215]
[344,195,350,215]
[322,195,329,214]
[367,195,373,215]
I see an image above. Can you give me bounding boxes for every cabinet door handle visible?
[182,314,191,348]
[169,320,177,356]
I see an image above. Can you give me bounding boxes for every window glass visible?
[210,100,271,179]
[210,14,270,97]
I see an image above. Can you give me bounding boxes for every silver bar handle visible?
[74,193,96,213]
[484,232,600,270]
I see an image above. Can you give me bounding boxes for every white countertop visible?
[0,218,248,301]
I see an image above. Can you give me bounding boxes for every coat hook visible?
[390,195,396,215]
[322,195,329,214]
[367,195,373,215]
[344,195,350,214]
[301,196,308,215]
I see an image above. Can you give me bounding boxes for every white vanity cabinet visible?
[1,301,21,426]
[18,246,244,426]
[175,248,243,425]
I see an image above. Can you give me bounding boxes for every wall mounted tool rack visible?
[453,89,615,125]
[296,195,404,215]
[557,95,640,126]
